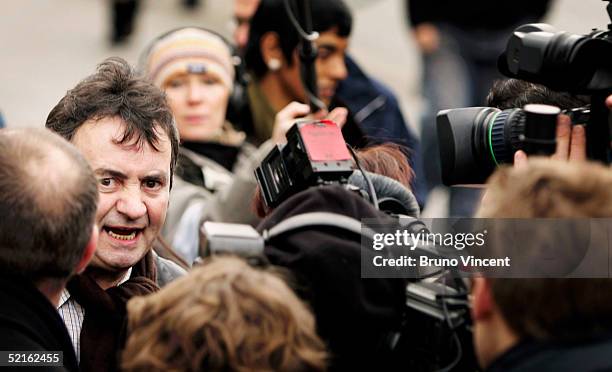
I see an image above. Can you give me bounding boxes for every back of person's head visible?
[478,159,612,218]
[0,128,98,283]
[245,0,352,79]
[486,78,589,110]
[476,159,612,343]
[122,256,327,372]
[45,57,180,180]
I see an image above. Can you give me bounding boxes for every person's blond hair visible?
[122,256,327,372]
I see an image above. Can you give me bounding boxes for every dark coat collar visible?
[0,275,78,372]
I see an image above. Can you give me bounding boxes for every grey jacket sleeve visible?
[202,140,276,226]
[154,253,187,287]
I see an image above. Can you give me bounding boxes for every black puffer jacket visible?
[258,185,407,371]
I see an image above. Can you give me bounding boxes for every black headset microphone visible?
[284,0,326,113]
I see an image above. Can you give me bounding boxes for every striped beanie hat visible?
[145,27,235,91]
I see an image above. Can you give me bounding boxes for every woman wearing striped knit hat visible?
[141,27,271,264]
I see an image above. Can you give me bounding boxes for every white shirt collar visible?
[58,267,133,309]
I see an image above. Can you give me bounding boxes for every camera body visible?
[499,23,612,94]
[437,104,561,185]
[210,120,474,370]
[500,20,612,162]
[437,4,612,185]
[255,120,355,208]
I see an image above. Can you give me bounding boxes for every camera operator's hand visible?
[552,114,586,162]
[514,114,586,168]
[271,101,348,144]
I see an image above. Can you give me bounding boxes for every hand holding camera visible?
[272,101,348,144]
[437,9,612,185]
[514,113,586,168]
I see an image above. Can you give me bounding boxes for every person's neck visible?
[258,74,293,113]
[36,278,66,307]
[85,266,130,290]
[480,314,521,369]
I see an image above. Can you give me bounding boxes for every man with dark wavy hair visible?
[46,57,185,372]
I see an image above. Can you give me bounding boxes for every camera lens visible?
[487,108,525,166]
[522,104,559,156]
[436,107,532,185]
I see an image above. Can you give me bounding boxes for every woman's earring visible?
[267,58,282,71]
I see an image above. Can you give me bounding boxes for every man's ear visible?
[260,32,285,67]
[75,224,98,274]
[471,277,495,321]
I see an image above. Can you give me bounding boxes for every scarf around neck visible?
[66,251,159,372]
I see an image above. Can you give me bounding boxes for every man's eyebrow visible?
[94,168,127,180]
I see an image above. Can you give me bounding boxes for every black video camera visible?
[437,1,612,185]
[203,120,475,370]
[254,119,420,215]
[255,120,356,208]
[438,103,568,185]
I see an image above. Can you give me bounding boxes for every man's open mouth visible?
[103,226,142,241]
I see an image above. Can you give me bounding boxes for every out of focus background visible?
[1,0,606,129]
[0,0,607,215]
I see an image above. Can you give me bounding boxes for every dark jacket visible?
[487,337,612,372]
[407,0,551,31]
[0,275,78,372]
[258,185,407,371]
[234,78,366,149]
[337,55,427,207]
[65,251,184,372]
[233,58,427,208]
[154,251,187,286]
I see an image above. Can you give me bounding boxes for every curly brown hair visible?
[122,256,327,372]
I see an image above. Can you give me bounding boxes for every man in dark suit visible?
[0,128,98,372]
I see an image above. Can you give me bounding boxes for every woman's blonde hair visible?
[122,256,327,372]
